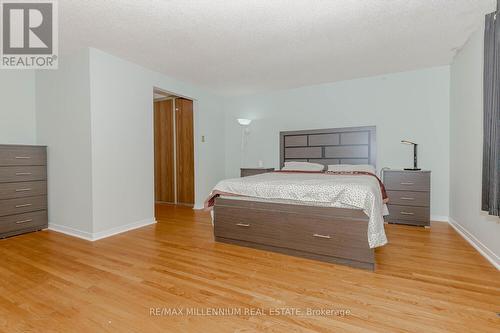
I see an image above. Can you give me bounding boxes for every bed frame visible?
[213,126,378,270]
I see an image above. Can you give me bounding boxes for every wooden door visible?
[154,99,175,203]
[175,98,195,205]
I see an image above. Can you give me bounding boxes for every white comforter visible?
[211,172,388,248]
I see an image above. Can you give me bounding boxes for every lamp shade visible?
[237,118,252,126]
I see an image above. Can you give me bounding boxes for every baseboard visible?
[431,215,449,222]
[48,223,93,241]
[91,218,157,241]
[193,203,204,210]
[49,218,157,242]
[448,217,500,270]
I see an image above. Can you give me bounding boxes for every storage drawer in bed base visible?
[215,237,375,270]
[213,198,375,270]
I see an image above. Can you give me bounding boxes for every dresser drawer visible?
[384,171,430,191]
[0,181,47,200]
[386,204,430,223]
[0,210,47,235]
[0,146,46,166]
[0,196,47,216]
[0,166,47,183]
[386,190,429,207]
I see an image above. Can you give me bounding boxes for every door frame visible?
[152,87,197,209]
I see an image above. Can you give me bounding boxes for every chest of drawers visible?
[0,145,48,238]
[383,169,431,227]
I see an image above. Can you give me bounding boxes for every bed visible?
[208,126,386,270]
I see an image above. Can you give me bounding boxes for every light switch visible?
[201,135,206,143]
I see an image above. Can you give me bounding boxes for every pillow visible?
[281,161,325,172]
[327,164,376,175]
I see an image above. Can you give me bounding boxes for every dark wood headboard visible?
[279,126,376,169]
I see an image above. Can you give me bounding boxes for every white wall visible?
[450,26,500,268]
[224,67,450,219]
[88,48,225,233]
[35,48,225,237]
[0,70,36,144]
[35,49,94,234]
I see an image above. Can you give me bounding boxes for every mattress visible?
[208,172,388,248]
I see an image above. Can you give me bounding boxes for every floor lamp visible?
[238,118,252,167]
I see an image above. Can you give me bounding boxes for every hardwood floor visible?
[0,204,498,332]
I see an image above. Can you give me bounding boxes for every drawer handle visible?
[400,197,415,200]
[236,223,250,227]
[15,188,32,192]
[16,219,33,224]
[313,233,331,239]
[15,203,32,208]
[16,172,32,176]
[400,211,414,215]
[15,156,31,159]
[400,182,414,185]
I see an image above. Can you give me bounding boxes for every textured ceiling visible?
[59,0,496,95]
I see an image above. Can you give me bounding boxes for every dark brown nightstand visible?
[240,168,275,177]
[382,169,431,227]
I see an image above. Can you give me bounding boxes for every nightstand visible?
[240,168,275,177]
[382,169,431,227]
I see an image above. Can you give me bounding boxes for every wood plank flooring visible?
[0,204,498,332]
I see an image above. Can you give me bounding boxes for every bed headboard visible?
[279,126,376,169]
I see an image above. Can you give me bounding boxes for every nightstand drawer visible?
[386,190,429,207]
[386,204,430,222]
[384,171,430,191]
[240,168,275,177]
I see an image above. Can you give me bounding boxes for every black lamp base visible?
[404,168,421,171]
